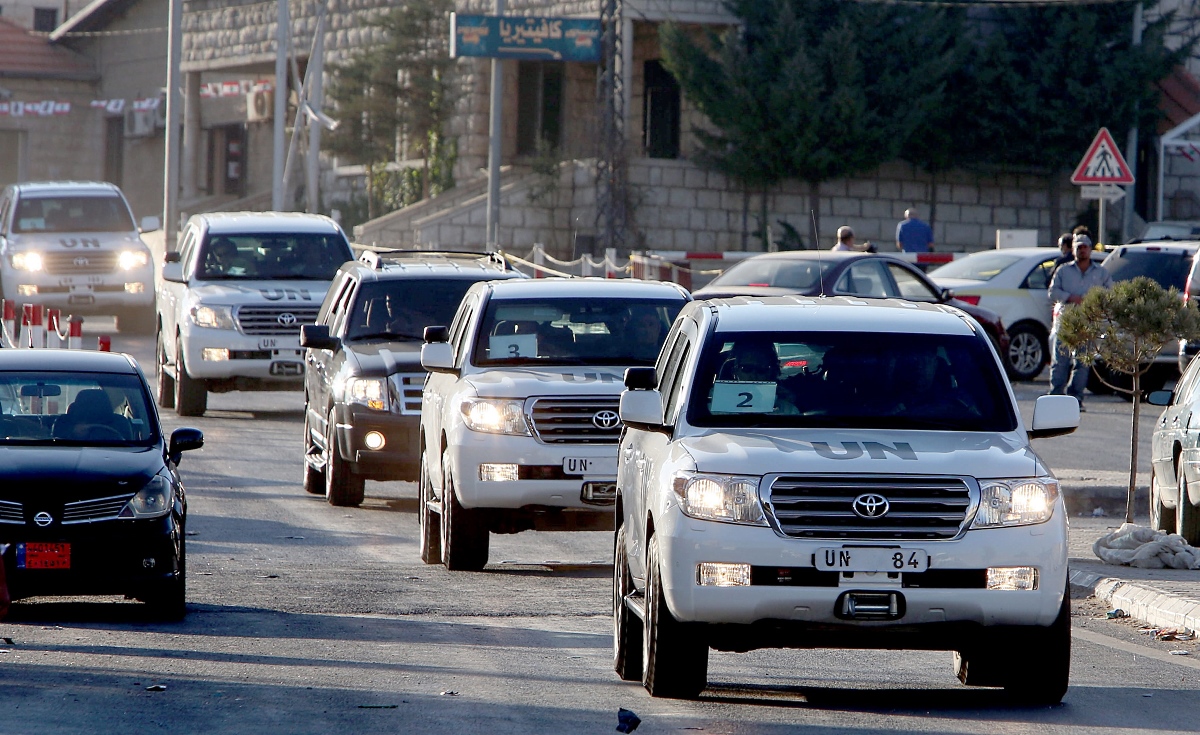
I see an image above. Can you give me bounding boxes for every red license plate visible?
[19,542,71,569]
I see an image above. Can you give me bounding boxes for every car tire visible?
[324,409,364,507]
[642,535,708,699]
[955,594,1070,706]
[174,340,207,417]
[1005,323,1047,382]
[301,407,324,495]
[145,536,186,621]
[1151,468,1177,533]
[613,526,643,681]
[418,450,442,564]
[439,459,488,571]
[117,307,156,334]
[1177,471,1200,545]
[156,328,175,409]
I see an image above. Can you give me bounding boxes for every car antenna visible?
[810,209,826,298]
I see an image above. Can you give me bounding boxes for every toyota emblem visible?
[34,511,53,527]
[592,410,620,429]
[73,256,90,267]
[276,312,297,326]
[851,493,890,519]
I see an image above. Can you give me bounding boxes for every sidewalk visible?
[1068,515,1200,635]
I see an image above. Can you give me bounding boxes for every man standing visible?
[831,225,858,251]
[896,208,934,253]
[1047,234,1113,410]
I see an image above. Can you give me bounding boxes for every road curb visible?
[1062,484,1147,516]
[1069,567,1200,634]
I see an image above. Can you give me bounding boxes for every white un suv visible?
[614,296,1080,703]
[156,212,354,416]
[419,278,690,570]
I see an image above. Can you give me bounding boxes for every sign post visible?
[1071,128,1135,247]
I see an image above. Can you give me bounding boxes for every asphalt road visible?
[1,328,1197,734]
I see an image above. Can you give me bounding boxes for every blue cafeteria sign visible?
[450,14,603,62]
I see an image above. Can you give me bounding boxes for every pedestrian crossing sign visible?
[1071,128,1134,185]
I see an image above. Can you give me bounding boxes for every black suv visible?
[299,249,524,506]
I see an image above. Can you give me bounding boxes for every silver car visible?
[1149,364,1200,544]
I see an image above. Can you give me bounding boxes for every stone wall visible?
[0,78,102,182]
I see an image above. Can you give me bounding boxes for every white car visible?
[0,181,158,332]
[1149,364,1200,544]
[418,278,690,571]
[156,212,354,416]
[927,247,1066,381]
[615,296,1080,702]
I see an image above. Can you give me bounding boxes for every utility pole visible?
[1122,2,1144,242]
[163,0,183,248]
[595,0,628,253]
[272,0,290,211]
[485,0,506,247]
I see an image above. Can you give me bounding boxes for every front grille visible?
[391,373,425,416]
[529,397,622,444]
[42,251,118,275]
[767,475,973,540]
[235,305,320,336]
[0,499,23,524]
[62,493,134,524]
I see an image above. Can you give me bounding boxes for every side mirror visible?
[939,288,954,303]
[140,216,162,232]
[421,341,457,373]
[624,367,658,390]
[619,389,664,429]
[424,325,449,344]
[160,261,185,283]
[164,251,182,264]
[300,324,339,351]
[168,427,204,464]
[1029,395,1080,439]
[1147,390,1173,407]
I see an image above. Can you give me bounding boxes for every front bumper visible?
[333,404,420,481]
[446,427,618,511]
[651,503,1067,632]
[1,514,181,599]
[181,324,305,386]
[2,266,154,312]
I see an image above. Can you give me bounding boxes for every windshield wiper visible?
[355,331,425,341]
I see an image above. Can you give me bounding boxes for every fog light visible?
[697,562,751,587]
[363,431,385,450]
[479,463,518,482]
[125,282,145,294]
[986,566,1039,591]
[202,348,229,361]
[17,285,37,296]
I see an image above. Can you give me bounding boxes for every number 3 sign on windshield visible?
[489,334,537,358]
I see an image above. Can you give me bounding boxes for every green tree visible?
[324,0,456,220]
[1057,277,1200,522]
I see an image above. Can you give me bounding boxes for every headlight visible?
[190,304,235,329]
[972,477,1058,528]
[11,252,43,271]
[118,475,173,519]
[341,377,389,411]
[118,250,149,270]
[671,472,767,526]
[460,397,530,435]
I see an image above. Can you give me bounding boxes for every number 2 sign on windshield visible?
[711,381,776,413]
[489,334,537,359]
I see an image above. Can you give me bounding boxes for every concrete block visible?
[878,180,902,200]
[847,180,877,199]
[661,208,690,228]
[961,205,992,225]
[1026,190,1049,208]
[684,168,707,188]
[944,222,984,247]
[669,188,697,209]
[662,167,685,187]
[901,181,929,202]
[951,185,978,205]
[690,210,707,229]
[697,190,721,209]
[994,207,1019,226]
[979,188,1003,206]
[649,167,662,186]
[831,197,862,217]
[1003,189,1027,208]
[862,199,894,219]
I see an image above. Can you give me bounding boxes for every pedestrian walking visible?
[896,208,934,253]
[1047,234,1113,410]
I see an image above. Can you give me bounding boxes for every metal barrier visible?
[2,300,91,350]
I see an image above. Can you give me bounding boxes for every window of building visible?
[516,61,563,155]
[643,60,680,159]
[33,8,58,32]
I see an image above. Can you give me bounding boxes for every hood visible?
[0,445,163,506]
[6,231,147,251]
[678,429,1044,479]
[344,341,424,377]
[466,366,627,399]
[187,280,332,305]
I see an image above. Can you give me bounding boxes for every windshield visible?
[706,258,832,291]
[0,371,159,446]
[472,296,686,366]
[927,251,1027,281]
[199,232,352,280]
[345,279,478,341]
[13,195,136,234]
[687,331,1017,431]
[1138,223,1200,241]
[1105,249,1193,291]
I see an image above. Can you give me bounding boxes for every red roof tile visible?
[0,18,95,80]
[1158,66,1200,134]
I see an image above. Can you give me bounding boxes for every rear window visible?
[13,195,135,234]
[705,258,832,290]
[198,232,352,281]
[345,279,478,341]
[927,252,1027,281]
[687,331,1016,432]
[1104,249,1193,291]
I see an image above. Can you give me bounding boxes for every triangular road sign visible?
[1071,128,1134,185]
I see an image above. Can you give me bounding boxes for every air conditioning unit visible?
[123,108,155,138]
[153,96,167,128]
[246,89,273,122]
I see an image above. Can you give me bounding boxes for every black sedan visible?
[0,350,203,619]
[693,251,1011,362]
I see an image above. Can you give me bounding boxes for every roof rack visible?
[355,247,511,271]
